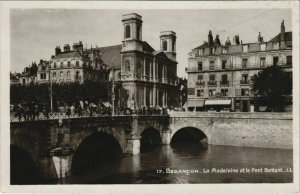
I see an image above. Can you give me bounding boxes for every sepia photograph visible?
[0,1,299,193]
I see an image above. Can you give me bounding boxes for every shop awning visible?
[205,99,231,106]
[187,99,205,107]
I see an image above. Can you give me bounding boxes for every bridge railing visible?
[10,110,169,122]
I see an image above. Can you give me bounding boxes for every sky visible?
[10,9,291,78]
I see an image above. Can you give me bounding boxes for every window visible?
[60,62,63,68]
[210,47,215,54]
[260,57,266,67]
[223,48,227,54]
[286,56,292,65]
[197,89,204,97]
[53,72,56,78]
[198,49,203,56]
[162,40,167,51]
[76,61,79,67]
[209,89,216,97]
[273,56,279,66]
[209,61,214,70]
[198,62,202,70]
[243,45,248,52]
[125,25,130,38]
[241,74,248,84]
[222,60,227,69]
[260,44,266,51]
[53,62,57,68]
[42,65,46,71]
[188,88,195,95]
[221,74,228,84]
[197,74,203,81]
[67,61,71,67]
[273,42,279,50]
[83,62,86,68]
[221,89,228,96]
[40,73,46,79]
[67,71,70,77]
[125,60,130,72]
[76,71,80,77]
[209,74,215,81]
[241,88,249,96]
[242,59,248,68]
[60,71,63,77]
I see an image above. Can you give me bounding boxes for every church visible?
[119,13,178,108]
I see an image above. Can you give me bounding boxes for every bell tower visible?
[160,31,177,62]
[121,13,143,52]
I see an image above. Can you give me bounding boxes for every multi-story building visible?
[120,13,178,108]
[48,41,110,84]
[37,60,50,84]
[19,63,38,85]
[186,20,292,112]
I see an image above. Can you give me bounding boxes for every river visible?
[59,143,293,184]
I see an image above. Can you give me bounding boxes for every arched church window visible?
[125,25,131,39]
[162,40,167,51]
[125,60,130,72]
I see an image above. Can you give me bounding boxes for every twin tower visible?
[121,13,177,61]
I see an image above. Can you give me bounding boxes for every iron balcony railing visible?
[185,62,292,72]
[207,80,217,86]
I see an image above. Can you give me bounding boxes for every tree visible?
[251,65,292,112]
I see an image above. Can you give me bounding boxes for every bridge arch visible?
[140,127,162,152]
[71,131,123,175]
[170,126,208,144]
[10,145,41,184]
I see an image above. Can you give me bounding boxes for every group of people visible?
[11,102,49,121]
[11,101,183,121]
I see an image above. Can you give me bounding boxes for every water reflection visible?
[60,143,292,184]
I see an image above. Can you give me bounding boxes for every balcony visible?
[207,80,217,86]
[219,80,229,86]
[240,80,249,85]
[195,81,205,87]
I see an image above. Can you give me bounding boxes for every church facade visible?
[119,13,178,108]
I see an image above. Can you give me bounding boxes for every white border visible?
[1,1,299,193]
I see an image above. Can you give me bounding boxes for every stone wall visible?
[169,112,293,149]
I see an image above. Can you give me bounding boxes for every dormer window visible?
[260,43,266,51]
[198,49,203,56]
[273,42,279,50]
[243,45,248,53]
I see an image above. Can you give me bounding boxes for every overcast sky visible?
[10,9,291,78]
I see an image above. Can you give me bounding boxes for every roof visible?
[99,45,122,69]
[142,41,155,53]
[194,42,222,50]
[269,32,292,42]
[53,51,82,59]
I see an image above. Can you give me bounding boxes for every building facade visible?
[47,41,110,84]
[120,13,178,108]
[186,20,292,112]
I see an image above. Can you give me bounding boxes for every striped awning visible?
[186,99,205,107]
[205,99,231,105]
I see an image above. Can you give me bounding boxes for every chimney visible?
[208,30,213,46]
[236,35,240,45]
[55,46,61,55]
[215,34,221,46]
[225,37,231,46]
[72,41,83,55]
[280,20,285,41]
[258,32,261,42]
[63,44,70,52]
[232,36,236,45]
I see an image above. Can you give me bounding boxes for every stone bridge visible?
[10,113,292,181]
